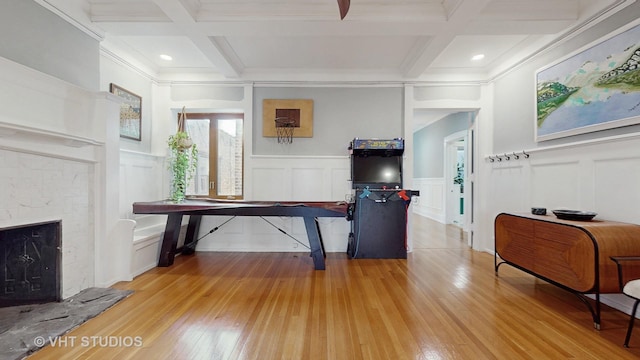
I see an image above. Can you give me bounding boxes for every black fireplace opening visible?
[0,221,61,307]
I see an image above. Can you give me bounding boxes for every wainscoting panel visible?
[412,178,445,223]
[252,167,286,200]
[292,168,324,200]
[119,150,165,218]
[119,150,167,277]
[319,217,351,252]
[332,168,351,201]
[594,156,640,223]
[530,161,581,211]
[197,156,350,252]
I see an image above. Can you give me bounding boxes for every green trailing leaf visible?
[167,131,198,202]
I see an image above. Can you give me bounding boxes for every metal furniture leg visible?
[625,299,640,347]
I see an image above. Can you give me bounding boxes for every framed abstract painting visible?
[535,20,640,141]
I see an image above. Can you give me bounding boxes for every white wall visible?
[413,112,471,178]
[253,86,404,156]
[0,0,100,90]
[100,51,156,154]
[412,178,445,223]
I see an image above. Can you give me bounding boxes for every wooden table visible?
[133,199,348,270]
[495,212,640,329]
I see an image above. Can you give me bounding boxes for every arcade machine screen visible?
[352,155,402,189]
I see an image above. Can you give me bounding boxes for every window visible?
[183,113,244,199]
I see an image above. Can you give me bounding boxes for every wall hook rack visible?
[486,150,531,162]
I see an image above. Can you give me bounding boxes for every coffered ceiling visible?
[38,0,632,82]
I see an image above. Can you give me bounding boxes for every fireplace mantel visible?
[0,121,103,163]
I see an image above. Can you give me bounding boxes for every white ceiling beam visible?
[195,2,446,22]
[90,2,170,22]
[465,20,577,35]
[91,22,187,36]
[97,20,445,37]
[149,0,241,78]
[478,0,579,20]
[401,0,493,78]
[151,0,197,23]
[193,35,244,77]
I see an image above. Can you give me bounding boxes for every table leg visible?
[316,219,326,256]
[595,293,601,330]
[304,216,325,270]
[182,215,202,255]
[158,213,183,267]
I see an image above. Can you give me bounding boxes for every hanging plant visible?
[454,162,464,193]
[167,107,198,202]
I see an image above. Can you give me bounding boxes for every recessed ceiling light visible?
[471,54,485,61]
[159,54,173,61]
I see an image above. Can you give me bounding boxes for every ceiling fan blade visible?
[337,0,350,20]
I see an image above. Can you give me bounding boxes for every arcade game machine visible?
[347,138,419,259]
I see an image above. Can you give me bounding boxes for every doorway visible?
[445,131,467,230]
[411,108,477,249]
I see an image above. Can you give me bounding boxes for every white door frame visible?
[464,119,477,248]
[444,130,468,231]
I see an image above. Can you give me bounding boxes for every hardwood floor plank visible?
[26,216,640,359]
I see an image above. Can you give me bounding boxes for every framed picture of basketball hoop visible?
[262,99,313,141]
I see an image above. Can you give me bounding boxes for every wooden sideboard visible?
[494,212,640,329]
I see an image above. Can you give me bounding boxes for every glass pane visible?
[216,118,243,197]
[185,119,210,196]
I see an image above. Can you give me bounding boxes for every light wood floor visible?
[29,216,640,359]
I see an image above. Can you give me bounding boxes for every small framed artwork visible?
[110,83,142,141]
[262,99,313,138]
[535,20,640,141]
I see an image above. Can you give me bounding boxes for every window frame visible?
[182,112,244,200]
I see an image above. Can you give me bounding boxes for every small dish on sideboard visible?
[552,209,597,221]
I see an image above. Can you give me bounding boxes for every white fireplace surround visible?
[0,56,132,299]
